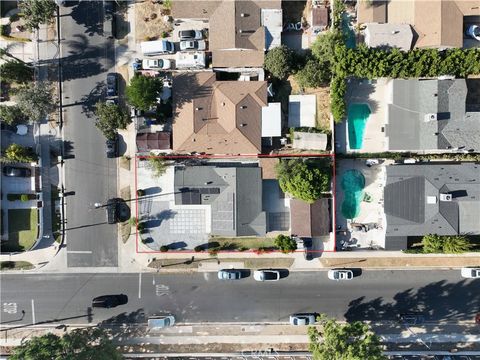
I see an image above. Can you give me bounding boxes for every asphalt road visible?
[60,1,118,267]
[0,270,478,327]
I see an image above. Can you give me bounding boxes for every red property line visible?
[135,153,337,254]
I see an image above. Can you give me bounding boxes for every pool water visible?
[347,104,371,150]
[340,169,365,219]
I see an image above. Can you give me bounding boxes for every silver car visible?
[328,269,354,281]
[253,269,280,282]
[148,315,175,329]
[289,313,316,326]
[179,40,206,51]
[218,269,242,280]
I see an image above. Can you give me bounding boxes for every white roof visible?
[293,131,328,150]
[288,95,316,128]
[261,102,282,137]
[364,23,413,52]
[262,9,282,50]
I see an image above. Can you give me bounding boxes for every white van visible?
[175,51,206,69]
[141,40,175,56]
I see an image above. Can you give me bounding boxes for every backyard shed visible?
[288,95,317,128]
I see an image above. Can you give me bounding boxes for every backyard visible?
[2,209,38,252]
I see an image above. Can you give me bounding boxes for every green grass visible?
[0,261,34,271]
[2,209,38,252]
[209,237,276,251]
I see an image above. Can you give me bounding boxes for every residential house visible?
[385,79,480,152]
[384,163,480,250]
[290,198,331,238]
[364,23,414,51]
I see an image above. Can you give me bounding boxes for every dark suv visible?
[105,135,118,158]
[106,73,117,97]
[3,166,32,177]
[92,294,128,308]
[106,198,118,224]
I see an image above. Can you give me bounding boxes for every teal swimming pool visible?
[347,104,371,150]
[340,169,365,219]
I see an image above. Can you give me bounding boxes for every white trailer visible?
[175,51,206,69]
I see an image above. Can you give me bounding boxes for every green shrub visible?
[137,189,145,197]
[274,234,297,253]
[264,45,295,80]
[20,194,29,202]
[160,245,169,252]
[137,222,145,232]
[194,245,203,252]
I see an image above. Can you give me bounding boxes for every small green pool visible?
[341,169,365,219]
[347,104,371,150]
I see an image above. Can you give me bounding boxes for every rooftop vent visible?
[424,113,437,122]
[427,196,437,204]
[240,123,247,127]
[240,105,246,109]
[439,193,452,202]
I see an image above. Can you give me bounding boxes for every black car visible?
[106,198,118,224]
[105,135,118,158]
[92,294,128,308]
[106,73,117,97]
[303,238,313,261]
[3,166,32,177]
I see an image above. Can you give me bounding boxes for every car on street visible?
[179,40,206,51]
[92,294,128,308]
[327,269,354,281]
[253,269,280,282]
[105,135,118,158]
[148,315,175,329]
[142,58,172,70]
[289,313,316,326]
[3,166,32,177]
[106,198,118,224]
[461,267,480,278]
[178,29,203,40]
[398,313,425,325]
[217,269,242,280]
[106,73,117,97]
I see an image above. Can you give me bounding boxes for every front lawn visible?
[2,209,38,252]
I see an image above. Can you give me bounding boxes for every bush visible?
[137,222,145,232]
[295,58,331,89]
[421,234,473,254]
[137,189,145,197]
[160,245,169,252]
[126,75,163,111]
[20,194,29,202]
[7,193,36,201]
[264,45,295,80]
[274,234,297,253]
[3,144,38,163]
[194,245,203,252]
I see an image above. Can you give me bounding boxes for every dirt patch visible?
[148,257,295,270]
[120,156,131,171]
[320,255,480,268]
[135,1,172,41]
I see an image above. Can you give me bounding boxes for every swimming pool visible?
[347,104,371,150]
[340,169,365,219]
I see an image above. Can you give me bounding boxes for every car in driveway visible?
[179,29,203,40]
[253,269,280,282]
[105,135,118,158]
[461,267,480,278]
[92,294,128,308]
[142,58,172,70]
[327,269,353,281]
[289,313,316,326]
[3,166,32,177]
[179,40,206,51]
[218,269,242,280]
[106,198,118,224]
[148,315,175,329]
[106,73,117,97]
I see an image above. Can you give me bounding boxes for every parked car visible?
[466,24,480,41]
[141,40,175,56]
[105,135,118,158]
[178,29,203,40]
[106,73,117,97]
[148,315,175,329]
[461,267,480,279]
[179,40,206,51]
[106,198,118,224]
[92,294,128,308]
[3,166,31,178]
[142,58,172,70]
[289,313,316,326]
[327,269,353,281]
[398,313,425,325]
[253,269,280,282]
[218,269,242,280]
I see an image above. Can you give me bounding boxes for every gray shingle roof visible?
[386,79,480,151]
[384,163,480,244]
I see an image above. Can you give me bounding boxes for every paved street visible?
[0,270,478,327]
[60,2,118,267]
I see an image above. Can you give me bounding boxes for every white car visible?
[466,25,480,41]
[328,269,354,281]
[179,40,206,51]
[147,315,175,329]
[289,314,316,326]
[461,267,480,279]
[253,269,280,282]
[142,58,171,70]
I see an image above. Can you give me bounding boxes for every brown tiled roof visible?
[136,132,171,151]
[172,1,221,19]
[357,0,387,24]
[290,198,330,237]
[211,49,265,67]
[259,157,279,179]
[172,72,268,155]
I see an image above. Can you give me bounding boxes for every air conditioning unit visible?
[424,113,437,122]
[439,193,452,202]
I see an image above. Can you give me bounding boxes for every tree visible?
[312,30,344,64]
[274,234,297,253]
[309,315,386,360]
[0,60,34,83]
[147,154,167,178]
[264,45,295,80]
[94,102,130,140]
[0,105,26,125]
[125,75,162,111]
[15,81,56,123]
[3,144,38,163]
[443,235,472,254]
[276,159,331,203]
[9,328,122,360]
[421,234,444,253]
[295,58,331,89]
[18,0,57,31]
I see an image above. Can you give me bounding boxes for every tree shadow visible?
[98,309,148,340]
[144,209,177,228]
[80,81,105,118]
[69,1,104,37]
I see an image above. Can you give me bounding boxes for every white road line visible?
[138,273,142,299]
[66,250,93,254]
[31,299,36,325]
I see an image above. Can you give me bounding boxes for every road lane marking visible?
[66,250,93,254]
[138,273,142,299]
[31,299,36,325]
[155,284,169,297]
[3,302,17,314]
